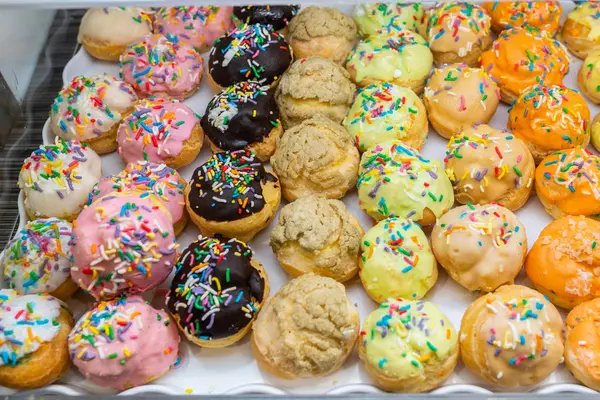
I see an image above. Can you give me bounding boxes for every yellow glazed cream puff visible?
[445,125,535,211]
[483,2,562,36]
[593,112,600,152]
[431,204,527,292]
[578,50,600,105]
[360,216,437,303]
[357,140,454,225]
[526,216,600,309]
[562,3,600,59]
[508,84,590,164]
[352,3,426,38]
[424,64,500,139]
[358,298,459,392]
[460,285,564,387]
[251,274,360,379]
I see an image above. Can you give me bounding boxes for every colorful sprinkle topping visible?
[426,3,491,51]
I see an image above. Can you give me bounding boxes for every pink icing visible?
[117,98,199,165]
[154,6,234,51]
[119,34,204,100]
[89,162,185,223]
[69,296,180,390]
[71,194,178,300]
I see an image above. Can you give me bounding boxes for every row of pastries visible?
[4,1,600,394]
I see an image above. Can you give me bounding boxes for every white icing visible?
[78,7,153,46]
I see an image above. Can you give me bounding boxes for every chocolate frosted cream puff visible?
[201,81,282,162]
[167,236,269,348]
[185,150,281,243]
[232,5,299,34]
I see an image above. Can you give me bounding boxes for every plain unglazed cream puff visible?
[275,56,356,129]
[535,148,600,220]
[564,298,600,391]
[483,1,562,36]
[288,6,357,65]
[0,290,73,390]
[578,51,600,105]
[343,82,428,152]
[508,84,590,164]
[185,149,281,243]
[251,274,360,379]
[444,125,535,211]
[431,204,527,293]
[562,2,600,59]
[425,2,493,67]
[480,26,570,104]
[360,216,437,303]
[270,195,363,282]
[526,216,600,310]
[460,285,564,388]
[424,64,500,139]
[271,116,360,202]
[358,298,459,393]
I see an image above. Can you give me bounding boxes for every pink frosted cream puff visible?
[116,98,203,169]
[69,296,180,390]
[89,162,188,236]
[119,34,204,100]
[71,192,179,300]
[154,6,234,53]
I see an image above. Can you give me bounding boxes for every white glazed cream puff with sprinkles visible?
[1,218,78,301]
[0,289,73,390]
[69,296,180,390]
[18,138,102,222]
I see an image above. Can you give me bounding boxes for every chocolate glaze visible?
[166,236,265,340]
[187,149,278,222]
[201,82,280,151]
[208,24,292,87]
[233,5,300,31]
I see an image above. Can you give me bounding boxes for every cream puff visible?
[232,5,300,35]
[483,1,562,36]
[352,2,426,37]
[593,112,600,152]
[563,3,600,59]
[578,50,600,105]
[270,116,360,202]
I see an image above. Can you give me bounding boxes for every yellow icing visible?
[581,51,600,104]
[346,30,433,86]
[343,83,422,152]
[360,217,437,301]
[592,115,600,151]
[568,3,600,40]
[352,3,426,37]
[361,298,458,380]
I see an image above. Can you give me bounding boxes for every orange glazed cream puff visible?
[535,148,600,220]
[526,216,600,310]
[508,84,590,164]
[483,2,562,36]
[480,26,570,104]
[564,298,600,391]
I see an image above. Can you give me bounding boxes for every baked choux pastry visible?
[431,204,527,292]
[508,84,590,164]
[251,274,360,379]
[78,8,153,61]
[0,290,73,390]
[445,125,535,210]
[483,2,562,36]
[275,56,356,129]
[358,298,459,393]
[578,50,600,105]
[185,150,281,243]
[232,5,300,35]
[346,29,433,94]
[201,81,282,162]
[480,26,570,104]
[360,217,437,303]
[357,140,454,225]
[1,218,78,301]
[526,216,600,309]
[563,3,600,59]
[535,148,600,220]
[288,6,357,65]
[343,82,428,152]
[271,116,359,202]
[424,64,500,139]
[425,3,493,67]
[564,298,600,391]
[460,285,564,387]
[352,2,426,38]
[167,236,269,348]
[593,112,600,152]
[270,195,363,282]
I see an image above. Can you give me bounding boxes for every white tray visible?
[6,2,600,396]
